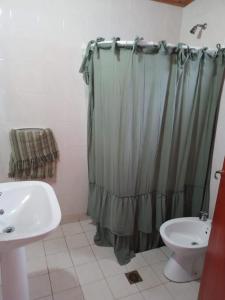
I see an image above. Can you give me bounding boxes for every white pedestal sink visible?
[0,181,61,300]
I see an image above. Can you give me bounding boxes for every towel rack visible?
[13,128,44,130]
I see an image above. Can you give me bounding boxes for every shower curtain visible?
[80,38,225,265]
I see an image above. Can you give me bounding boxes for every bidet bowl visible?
[160,217,211,256]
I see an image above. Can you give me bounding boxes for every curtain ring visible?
[93,37,105,51]
[132,36,143,53]
[159,40,168,53]
[112,37,120,51]
[95,37,105,58]
[85,40,95,60]
[112,37,121,60]
[177,43,190,68]
[200,47,208,59]
[215,43,222,60]
[178,49,186,68]
[216,43,221,51]
[96,37,105,43]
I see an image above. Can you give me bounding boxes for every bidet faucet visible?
[199,211,208,221]
[0,192,3,215]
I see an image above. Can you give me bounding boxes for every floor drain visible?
[191,242,199,245]
[125,270,143,284]
[3,226,15,233]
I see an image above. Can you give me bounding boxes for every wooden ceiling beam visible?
[152,0,193,7]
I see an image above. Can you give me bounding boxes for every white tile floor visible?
[0,219,200,300]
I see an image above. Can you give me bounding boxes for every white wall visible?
[0,0,182,219]
[180,0,225,217]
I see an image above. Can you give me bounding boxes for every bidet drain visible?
[191,242,199,245]
[3,226,15,233]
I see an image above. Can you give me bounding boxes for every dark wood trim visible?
[152,0,193,7]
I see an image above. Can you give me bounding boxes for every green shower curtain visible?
[80,39,225,265]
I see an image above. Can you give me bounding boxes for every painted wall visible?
[0,0,182,218]
[180,0,225,217]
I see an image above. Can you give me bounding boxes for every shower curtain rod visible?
[91,40,220,51]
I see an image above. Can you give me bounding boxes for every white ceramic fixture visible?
[160,217,211,282]
[0,181,61,300]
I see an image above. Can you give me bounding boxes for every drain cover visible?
[3,226,15,233]
[191,242,199,245]
[125,270,143,284]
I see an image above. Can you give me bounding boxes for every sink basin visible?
[0,181,61,300]
[0,181,61,252]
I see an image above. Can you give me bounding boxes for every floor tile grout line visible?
[68,245,96,267]
[46,273,54,300]
[35,295,53,300]
[25,242,196,300]
[65,225,100,298]
[95,256,118,299]
[28,273,52,300]
[83,227,167,298]
[161,282,177,300]
[96,248,169,298]
[78,222,117,299]
[42,234,54,299]
[29,224,106,298]
[95,255,146,300]
[159,247,171,258]
[26,220,200,300]
[42,226,74,299]
[64,233,90,251]
[146,261,169,285]
[47,224,85,299]
[134,256,166,293]
[43,226,64,242]
[73,238,108,287]
[80,278,116,300]
[46,252,81,298]
[136,280,164,293]
[50,278,83,298]
[52,286,85,300]
[28,222,176,300]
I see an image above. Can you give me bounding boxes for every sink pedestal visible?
[1,247,29,300]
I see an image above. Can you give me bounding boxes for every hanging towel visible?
[8,128,59,179]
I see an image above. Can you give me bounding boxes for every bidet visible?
[0,181,61,300]
[160,217,211,282]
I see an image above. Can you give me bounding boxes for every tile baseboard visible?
[61,213,90,224]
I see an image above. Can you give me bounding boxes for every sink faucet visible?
[199,211,208,221]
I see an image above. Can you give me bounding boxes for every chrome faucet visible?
[199,211,208,221]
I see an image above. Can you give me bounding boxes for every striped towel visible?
[9,128,59,179]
